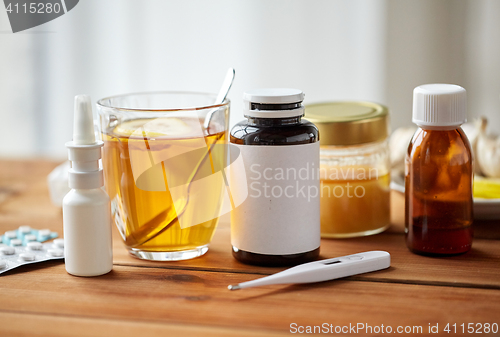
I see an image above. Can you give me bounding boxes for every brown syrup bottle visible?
[405,84,473,256]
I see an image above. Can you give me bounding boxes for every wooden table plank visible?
[0,264,499,333]
[0,160,63,230]
[1,159,500,288]
[1,160,498,238]
[1,159,500,336]
[111,221,500,289]
[0,311,290,337]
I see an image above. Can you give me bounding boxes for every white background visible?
[0,0,499,158]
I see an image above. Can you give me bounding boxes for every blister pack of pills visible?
[0,238,64,275]
[0,226,64,275]
[0,226,58,247]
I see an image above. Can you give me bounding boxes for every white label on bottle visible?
[229,142,320,255]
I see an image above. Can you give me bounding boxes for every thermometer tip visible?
[228,284,241,291]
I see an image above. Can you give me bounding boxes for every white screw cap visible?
[242,88,305,118]
[243,88,304,104]
[412,84,467,129]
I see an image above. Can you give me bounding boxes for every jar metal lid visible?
[305,101,389,146]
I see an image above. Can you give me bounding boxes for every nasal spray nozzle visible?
[62,95,113,277]
[66,95,103,188]
[73,95,95,145]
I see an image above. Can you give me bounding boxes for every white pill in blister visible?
[1,246,15,255]
[0,260,6,269]
[19,253,35,261]
[25,234,37,242]
[48,249,64,257]
[38,229,51,237]
[5,231,17,239]
[53,239,64,248]
[10,239,22,246]
[27,241,43,251]
[19,226,32,234]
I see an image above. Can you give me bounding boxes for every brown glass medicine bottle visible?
[230,88,320,266]
[406,84,473,256]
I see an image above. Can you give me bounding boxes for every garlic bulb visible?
[389,127,416,175]
[476,117,500,178]
[461,120,482,175]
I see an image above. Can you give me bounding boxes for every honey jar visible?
[306,102,390,238]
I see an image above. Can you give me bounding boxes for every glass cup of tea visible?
[97,92,230,261]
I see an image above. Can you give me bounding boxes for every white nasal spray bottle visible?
[62,95,113,277]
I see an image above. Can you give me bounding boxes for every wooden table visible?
[0,160,499,336]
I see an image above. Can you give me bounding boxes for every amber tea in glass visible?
[97,92,229,261]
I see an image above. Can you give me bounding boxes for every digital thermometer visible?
[228,251,390,290]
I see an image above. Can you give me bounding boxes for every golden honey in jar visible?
[306,102,390,238]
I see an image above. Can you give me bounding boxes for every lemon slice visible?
[113,118,196,138]
[474,176,500,199]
